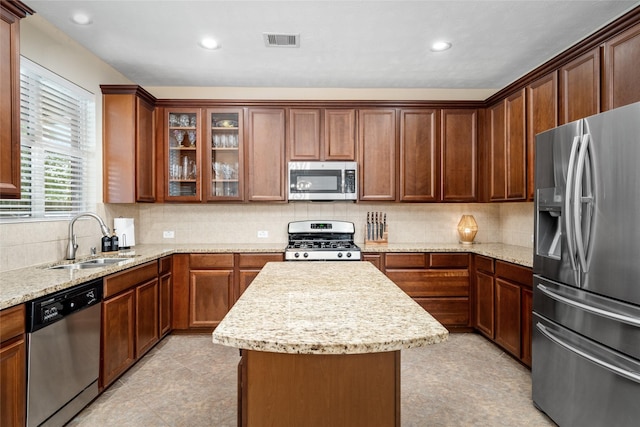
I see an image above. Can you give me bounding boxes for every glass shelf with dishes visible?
[166,109,201,200]
[207,109,243,200]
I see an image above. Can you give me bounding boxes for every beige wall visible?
[0,15,532,272]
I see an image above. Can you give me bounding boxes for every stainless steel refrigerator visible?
[533,101,640,427]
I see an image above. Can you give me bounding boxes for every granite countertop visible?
[212,261,449,355]
[0,242,532,311]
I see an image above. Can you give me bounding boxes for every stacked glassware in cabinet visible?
[168,111,198,198]
[210,111,241,199]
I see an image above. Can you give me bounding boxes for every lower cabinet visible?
[0,304,26,427]
[237,253,284,298]
[159,256,172,337]
[101,261,159,389]
[473,255,533,367]
[384,253,471,331]
[173,253,282,331]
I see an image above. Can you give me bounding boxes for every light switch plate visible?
[163,230,175,239]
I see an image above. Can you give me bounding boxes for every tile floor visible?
[69,333,556,426]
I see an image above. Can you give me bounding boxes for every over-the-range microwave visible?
[288,161,358,201]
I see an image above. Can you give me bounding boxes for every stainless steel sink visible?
[48,257,132,270]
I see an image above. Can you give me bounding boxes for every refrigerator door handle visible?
[573,133,594,272]
[537,283,640,327]
[536,322,640,384]
[564,135,581,273]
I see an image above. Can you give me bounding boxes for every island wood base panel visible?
[240,350,401,427]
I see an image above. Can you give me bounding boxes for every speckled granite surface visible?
[0,242,532,310]
[212,261,449,354]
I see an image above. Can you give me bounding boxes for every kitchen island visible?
[212,261,449,427]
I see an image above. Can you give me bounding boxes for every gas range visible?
[285,220,361,261]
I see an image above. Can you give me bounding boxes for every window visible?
[0,58,96,220]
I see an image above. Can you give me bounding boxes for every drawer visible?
[386,269,469,297]
[475,255,494,274]
[159,256,172,275]
[496,261,532,287]
[237,253,284,269]
[0,304,25,342]
[189,253,234,269]
[414,297,470,327]
[385,253,427,269]
[429,253,469,268]
[104,261,158,298]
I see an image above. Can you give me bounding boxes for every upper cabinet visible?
[358,109,397,201]
[207,109,244,201]
[0,1,33,199]
[486,89,526,201]
[440,109,478,202]
[101,85,157,203]
[559,47,600,124]
[526,72,558,200]
[288,108,356,161]
[246,108,286,201]
[164,108,202,201]
[602,21,640,111]
[399,109,439,202]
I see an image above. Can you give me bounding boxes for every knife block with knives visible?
[365,211,388,246]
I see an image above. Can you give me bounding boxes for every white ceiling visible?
[25,0,640,89]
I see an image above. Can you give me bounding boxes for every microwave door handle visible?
[536,322,640,384]
[573,133,593,273]
[564,135,581,273]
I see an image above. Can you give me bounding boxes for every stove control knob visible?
[294,252,300,258]
[338,252,343,258]
[346,252,352,258]
[303,252,309,258]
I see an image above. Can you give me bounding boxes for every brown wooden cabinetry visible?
[399,109,439,202]
[440,109,478,201]
[487,90,526,201]
[559,47,600,124]
[474,255,495,338]
[189,254,235,328]
[164,108,202,201]
[603,21,640,111]
[246,108,286,201]
[358,109,397,201]
[0,1,32,199]
[207,109,244,200]
[102,85,157,203]
[495,277,521,357]
[159,256,172,337]
[526,72,558,200]
[384,253,470,330]
[0,304,26,427]
[362,253,383,271]
[101,261,159,388]
[288,108,357,161]
[236,253,283,298]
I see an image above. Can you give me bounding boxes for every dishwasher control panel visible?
[27,278,103,332]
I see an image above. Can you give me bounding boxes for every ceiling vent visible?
[263,33,300,48]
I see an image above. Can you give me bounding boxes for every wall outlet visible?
[163,230,175,239]
[257,230,269,238]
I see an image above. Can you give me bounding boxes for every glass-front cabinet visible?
[166,108,201,200]
[206,109,243,201]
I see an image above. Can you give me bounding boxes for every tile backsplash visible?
[0,202,533,271]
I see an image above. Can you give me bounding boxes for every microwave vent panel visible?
[263,33,300,48]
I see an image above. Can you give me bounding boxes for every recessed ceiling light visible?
[431,41,452,52]
[200,38,220,50]
[71,12,92,25]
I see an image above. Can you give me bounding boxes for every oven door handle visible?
[536,322,640,384]
[537,284,640,328]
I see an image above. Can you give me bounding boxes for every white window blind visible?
[0,58,96,219]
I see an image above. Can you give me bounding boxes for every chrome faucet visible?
[66,212,111,260]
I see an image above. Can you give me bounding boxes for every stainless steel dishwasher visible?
[26,278,103,427]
